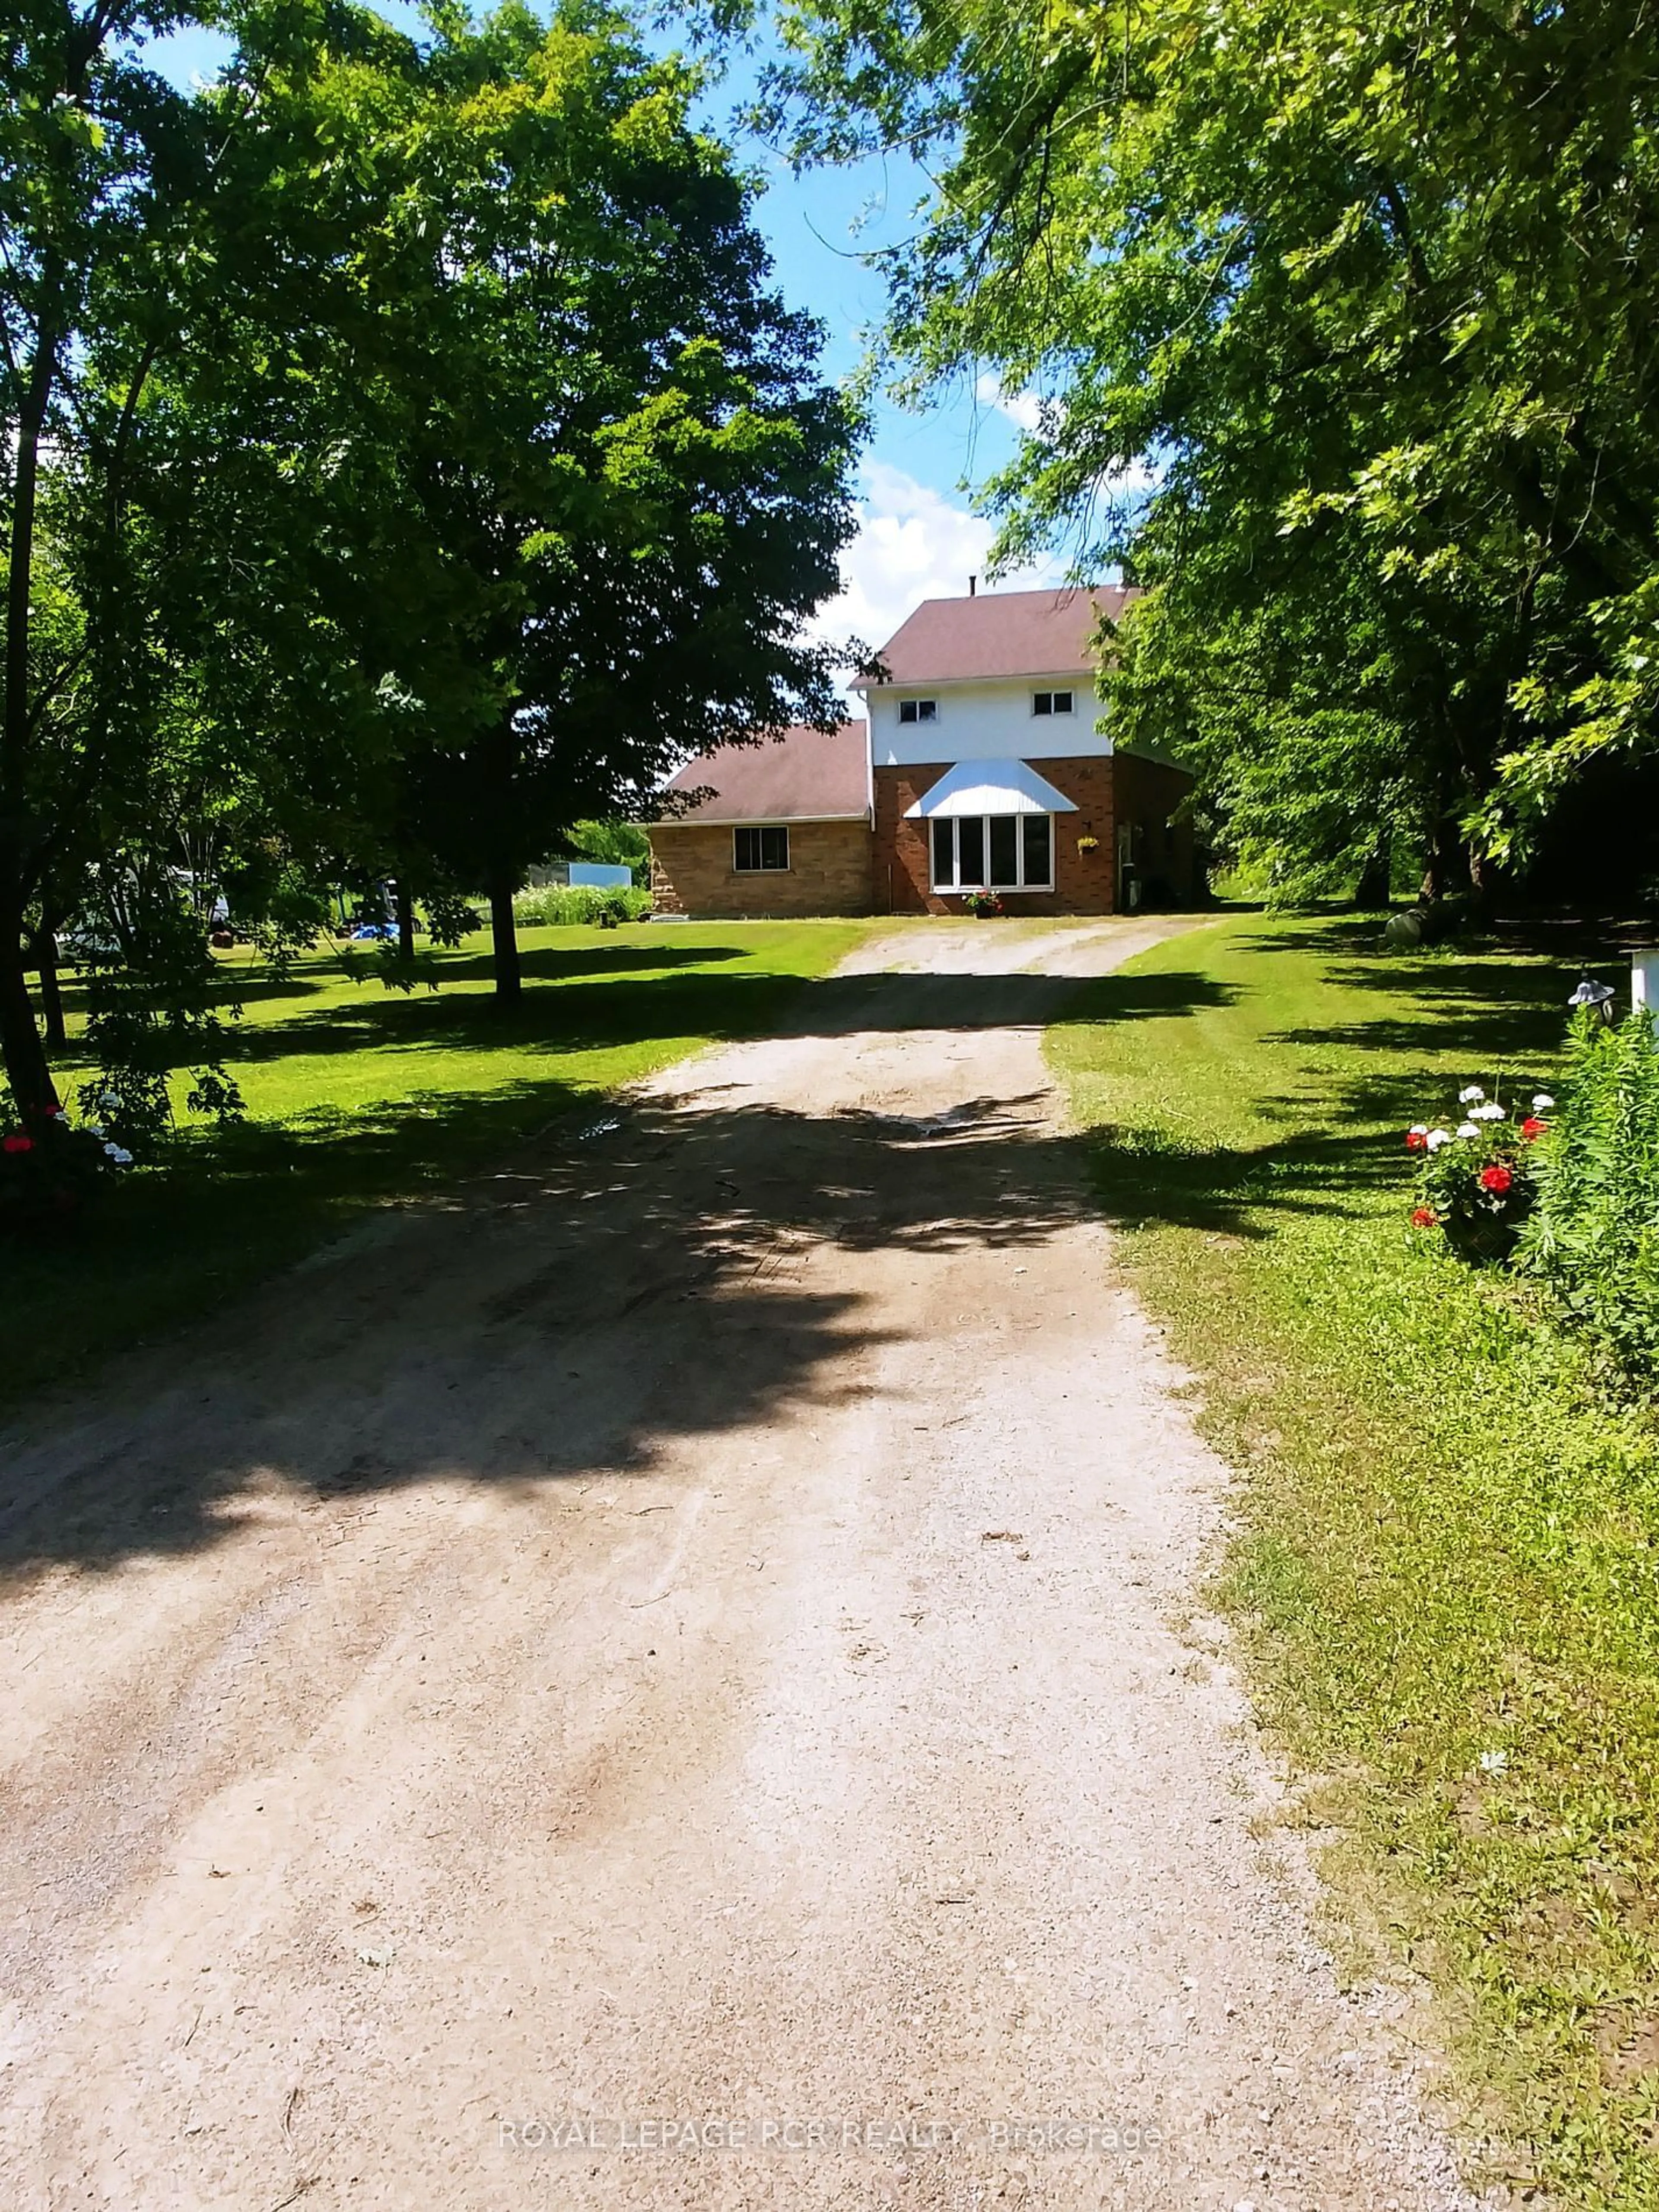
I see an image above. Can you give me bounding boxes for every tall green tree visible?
[0,0,203,1122]
[359,6,858,996]
[764,0,1659,897]
[1,0,858,1133]
[0,0,427,1126]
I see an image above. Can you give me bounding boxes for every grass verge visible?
[5,918,869,1413]
[1049,911,1659,2210]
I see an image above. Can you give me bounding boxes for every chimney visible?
[969,575,977,597]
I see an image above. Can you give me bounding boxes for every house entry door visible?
[1116,822,1141,911]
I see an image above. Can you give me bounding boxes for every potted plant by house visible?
[962,890,1005,919]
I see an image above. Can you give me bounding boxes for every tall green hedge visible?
[512,884,652,927]
[1521,1008,1659,1383]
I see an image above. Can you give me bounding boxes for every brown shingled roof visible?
[656,721,869,824]
[867,585,1135,686]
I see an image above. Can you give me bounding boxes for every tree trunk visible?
[1353,835,1392,910]
[488,869,521,1001]
[34,931,66,1049]
[4,317,57,788]
[0,931,58,1126]
[1,315,61,1125]
[396,878,416,966]
[1420,818,1460,903]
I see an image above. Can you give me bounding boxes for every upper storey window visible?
[1032,689,1074,716]
[898,698,938,725]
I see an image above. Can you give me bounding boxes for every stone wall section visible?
[648,819,874,918]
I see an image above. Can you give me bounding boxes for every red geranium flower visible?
[1405,1128,1429,1152]
[3,1133,33,1154]
[1479,1163,1513,1194]
[1520,1116,1545,1141]
[1411,1206,1438,1228]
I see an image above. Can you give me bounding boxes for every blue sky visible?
[145,6,1067,662]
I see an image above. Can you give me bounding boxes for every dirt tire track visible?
[0,919,1495,2210]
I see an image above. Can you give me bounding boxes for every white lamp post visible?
[1633,948,1659,1024]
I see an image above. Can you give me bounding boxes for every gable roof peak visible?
[867,582,1136,687]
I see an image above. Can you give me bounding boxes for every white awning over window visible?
[902,758,1079,819]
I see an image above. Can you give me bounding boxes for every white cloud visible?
[810,461,1066,698]
[974,371,1046,435]
[1098,458,1162,499]
[976,372,1164,504]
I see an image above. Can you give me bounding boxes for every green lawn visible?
[1049,912,1659,2210]
[4,919,869,1411]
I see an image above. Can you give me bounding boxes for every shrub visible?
[1518,1008,1659,1380]
[70,863,245,1147]
[1405,1083,1548,1262]
[0,1108,132,1232]
[961,890,1006,918]
[512,884,651,927]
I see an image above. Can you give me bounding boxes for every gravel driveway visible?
[0,918,1493,2210]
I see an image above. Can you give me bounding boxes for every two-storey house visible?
[647,585,1194,918]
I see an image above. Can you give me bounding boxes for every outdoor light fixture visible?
[1568,976,1617,1026]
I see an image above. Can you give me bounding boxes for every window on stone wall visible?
[930,814,1054,892]
[734,825,789,872]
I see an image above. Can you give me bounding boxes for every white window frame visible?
[733,824,790,873]
[1031,689,1074,717]
[897,697,939,726]
[930,813,1055,894]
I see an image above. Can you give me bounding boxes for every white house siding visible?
[865,678,1109,766]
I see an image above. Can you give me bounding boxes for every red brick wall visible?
[872,757,1120,915]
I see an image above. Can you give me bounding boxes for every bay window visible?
[931,812,1053,892]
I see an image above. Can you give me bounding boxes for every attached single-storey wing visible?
[647,720,873,918]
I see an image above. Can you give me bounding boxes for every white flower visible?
[1457,1121,1480,1140]
[1426,1129,1452,1151]
[1478,1749,1509,1777]
[100,1091,120,1109]
[1409,1124,1429,1137]
[1474,1102,1507,1122]
[108,1146,132,1166]
[1532,1093,1555,1112]
[1459,1085,1485,1104]
[88,1123,105,1138]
